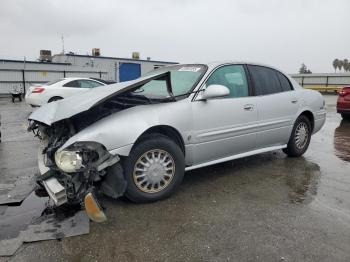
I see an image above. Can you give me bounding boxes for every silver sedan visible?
[29,62,326,221]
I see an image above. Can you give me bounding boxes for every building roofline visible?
[55,53,178,64]
[290,73,350,77]
[0,59,71,65]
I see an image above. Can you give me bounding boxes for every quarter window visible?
[277,72,293,92]
[248,65,282,95]
[63,80,103,88]
[206,65,249,98]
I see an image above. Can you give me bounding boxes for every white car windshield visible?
[136,64,207,99]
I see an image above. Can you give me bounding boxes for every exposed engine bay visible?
[27,71,176,221]
[28,83,174,222]
[28,90,162,204]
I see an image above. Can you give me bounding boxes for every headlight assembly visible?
[54,150,84,173]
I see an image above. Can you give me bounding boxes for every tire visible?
[341,113,350,121]
[123,134,185,203]
[283,115,312,157]
[48,96,63,103]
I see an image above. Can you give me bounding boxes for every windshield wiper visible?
[127,93,154,104]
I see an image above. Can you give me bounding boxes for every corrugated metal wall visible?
[0,68,108,94]
[52,54,176,82]
[291,73,350,89]
[0,56,176,94]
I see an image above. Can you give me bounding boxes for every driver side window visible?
[206,65,249,98]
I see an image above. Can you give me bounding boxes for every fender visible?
[59,99,193,156]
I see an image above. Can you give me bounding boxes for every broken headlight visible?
[55,150,84,173]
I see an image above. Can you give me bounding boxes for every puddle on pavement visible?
[334,120,350,162]
[0,189,82,241]
[285,160,320,204]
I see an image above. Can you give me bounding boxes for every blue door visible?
[119,63,141,82]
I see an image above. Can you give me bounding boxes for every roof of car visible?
[62,77,100,81]
[160,61,290,76]
[204,61,281,70]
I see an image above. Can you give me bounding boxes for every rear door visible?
[247,65,300,148]
[191,64,258,164]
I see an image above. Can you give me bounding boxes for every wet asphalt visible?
[0,95,349,262]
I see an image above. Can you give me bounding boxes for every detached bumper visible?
[37,146,68,206]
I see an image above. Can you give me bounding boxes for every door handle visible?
[243,104,254,111]
[291,99,298,104]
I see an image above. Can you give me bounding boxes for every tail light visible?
[339,87,350,96]
[32,87,45,93]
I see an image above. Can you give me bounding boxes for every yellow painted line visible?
[303,85,343,92]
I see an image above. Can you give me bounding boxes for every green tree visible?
[299,63,312,74]
[343,59,349,72]
[338,60,344,72]
[333,59,339,72]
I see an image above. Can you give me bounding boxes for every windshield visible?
[135,64,207,99]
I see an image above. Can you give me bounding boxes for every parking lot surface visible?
[0,95,349,262]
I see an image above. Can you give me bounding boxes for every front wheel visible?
[283,115,312,157]
[341,113,350,121]
[123,134,185,203]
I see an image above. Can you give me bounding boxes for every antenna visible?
[61,35,65,54]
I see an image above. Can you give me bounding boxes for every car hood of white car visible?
[29,72,172,126]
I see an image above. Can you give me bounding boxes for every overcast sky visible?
[0,0,349,73]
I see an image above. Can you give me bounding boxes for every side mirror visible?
[197,84,230,101]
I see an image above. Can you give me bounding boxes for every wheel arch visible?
[299,110,315,131]
[133,125,186,156]
[48,96,63,103]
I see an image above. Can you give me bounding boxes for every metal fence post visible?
[22,69,25,94]
[301,76,304,87]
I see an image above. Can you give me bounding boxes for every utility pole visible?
[23,56,26,94]
[61,35,65,54]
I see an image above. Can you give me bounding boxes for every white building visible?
[52,53,177,82]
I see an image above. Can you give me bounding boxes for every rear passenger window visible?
[248,65,282,95]
[277,72,293,92]
[78,80,103,88]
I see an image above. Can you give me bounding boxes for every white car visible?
[25,77,113,106]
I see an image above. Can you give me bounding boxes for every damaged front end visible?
[28,119,126,222]
[28,71,174,222]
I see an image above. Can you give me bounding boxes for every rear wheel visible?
[48,96,63,103]
[283,115,312,157]
[123,134,185,203]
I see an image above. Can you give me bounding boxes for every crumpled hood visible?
[29,72,171,126]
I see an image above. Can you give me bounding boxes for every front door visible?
[191,65,258,165]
